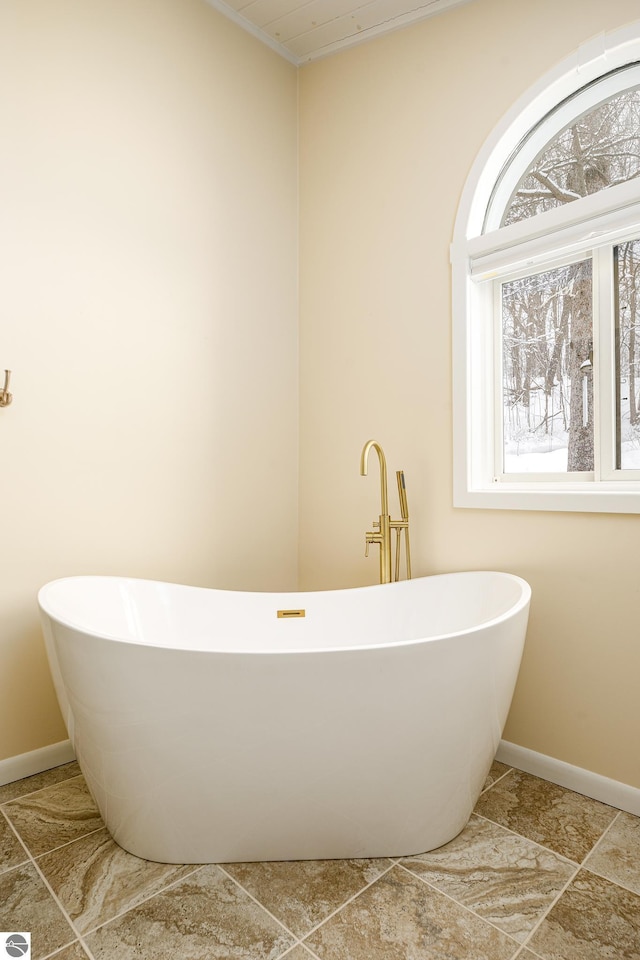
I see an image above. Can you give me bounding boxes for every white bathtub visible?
[38,571,530,864]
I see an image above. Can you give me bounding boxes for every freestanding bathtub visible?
[38,571,530,864]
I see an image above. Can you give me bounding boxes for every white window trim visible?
[452,22,640,513]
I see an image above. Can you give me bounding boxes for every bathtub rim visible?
[38,570,531,657]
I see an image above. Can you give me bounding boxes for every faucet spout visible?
[360,439,392,584]
[360,439,389,517]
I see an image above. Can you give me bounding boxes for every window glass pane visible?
[501,260,593,473]
[615,238,640,469]
[503,87,640,226]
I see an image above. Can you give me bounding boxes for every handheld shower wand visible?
[394,470,411,581]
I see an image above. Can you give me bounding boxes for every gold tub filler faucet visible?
[360,439,411,584]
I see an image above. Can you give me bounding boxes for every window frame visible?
[452,24,640,513]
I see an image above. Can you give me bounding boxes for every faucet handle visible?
[0,369,12,408]
[365,531,381,557]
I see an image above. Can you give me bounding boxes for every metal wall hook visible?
[0,369,13,407]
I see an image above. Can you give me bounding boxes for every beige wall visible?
[0,0,299,761]
[3,0,639,794]
[298,0,640,788]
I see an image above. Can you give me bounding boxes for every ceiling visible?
[206,0,474,64]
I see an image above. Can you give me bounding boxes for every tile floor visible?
[1,759,639,959]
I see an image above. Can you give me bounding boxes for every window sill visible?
[454,481,640,514]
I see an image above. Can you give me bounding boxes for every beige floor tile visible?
[0,863,76,960]
[0,763,81,804]
[282,947,319,960]
[84,863,296,959]
[400,814,576,942]
[483,760,512,791]
[474,769,617,863]
[584,811,640,894]
[0,811,28,874]
[37,826,197,934]
[528,869,640,959]
[223,857,391,937]
[304,864,519,960]
[3,777,103,857]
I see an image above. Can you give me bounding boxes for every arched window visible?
[452,24,640,513]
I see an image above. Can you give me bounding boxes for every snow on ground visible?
[506,441,640,472]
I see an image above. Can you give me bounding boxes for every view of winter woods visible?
[502,260,593,473]
[616,237,640,469]
[500,85,640,473]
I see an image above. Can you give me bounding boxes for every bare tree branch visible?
[529,171,582,203]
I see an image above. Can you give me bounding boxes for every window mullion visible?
[595,245,616,480]
[469,279,496,489]
[493,281,504,480]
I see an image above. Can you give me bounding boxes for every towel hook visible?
[0,369,13,407]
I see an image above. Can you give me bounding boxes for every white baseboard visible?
[0,740,76,787]
[1,738,638,818]
[497,740,640,816]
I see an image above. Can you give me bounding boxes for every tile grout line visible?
[224,858,401,949]
[0,773,84,809]
[217,858,400,952]
[36,826,108,861]
[0,765,80,802]
[572,807,640,898]
[279,943,320,960]
[78,857,328,960]
[479,765,514,795]
[393,860,524,954]
[215,863,305,948]
[471,802,623,870]
[0,806,32,874]
[273,936,318,960]
[514,801,619,954]
[512,943,546,960]
[72,862,209,942]
[39,940,92,960]
[470,811,580,868]
[580,863,640,897]
[517,859,582,952]
[583,808,622,857]
[470,803,631,951]
[2,791,213,960]
[0,804,93,960]
[31,863,99,960]
[295,860,399,943]
[2,773,107,863]
[579,808,624,877]
[0,804,82,873]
